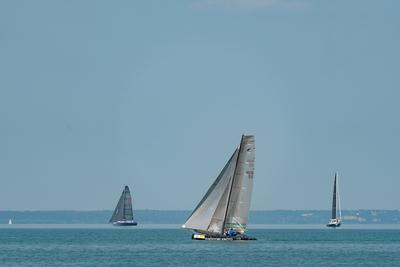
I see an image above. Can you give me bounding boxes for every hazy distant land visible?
[1,210,400,224]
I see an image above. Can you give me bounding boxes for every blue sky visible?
[0,0,399,210]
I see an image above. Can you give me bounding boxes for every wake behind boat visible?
[110,185,138,226]
[182,135,256,241]
[327,173,342,228]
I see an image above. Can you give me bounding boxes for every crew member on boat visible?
[226,228,237,237]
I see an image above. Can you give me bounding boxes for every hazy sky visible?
[1,0,399,210]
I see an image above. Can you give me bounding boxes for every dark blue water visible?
[1,226,400,266]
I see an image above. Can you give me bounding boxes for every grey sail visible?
[331,174,337,219]
[327,173,342,227]
[110,186,134,222]
[183,135,255,237]
[224,135,255,234]
[182,149,239,235]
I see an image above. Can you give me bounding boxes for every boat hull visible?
[112,221,138,226]
[192,233,256,241]
[326,223,341,228]
[326,218,341,228]
[326,221,341,228]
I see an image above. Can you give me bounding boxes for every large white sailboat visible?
[327,173,342,228]
[182,135,256,240]
[110,186,138,226]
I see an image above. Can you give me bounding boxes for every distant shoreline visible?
[2,224,400,230]
[1,210,400,224]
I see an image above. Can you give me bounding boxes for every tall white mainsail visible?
[224,135,255,234]
[337,174,342,220]
[182,135,255,236]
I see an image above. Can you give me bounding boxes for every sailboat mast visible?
[332,173,337,219]
[221,135,244,235]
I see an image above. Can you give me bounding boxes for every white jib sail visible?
[182,149,239,235]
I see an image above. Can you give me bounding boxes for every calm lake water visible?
[1,225,400,266]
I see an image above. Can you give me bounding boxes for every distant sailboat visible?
[182,135,256,240]
[110,186,138,226]
[8,219,12,225]
[327,173,342,227]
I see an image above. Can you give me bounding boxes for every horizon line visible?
[1,209,399,212]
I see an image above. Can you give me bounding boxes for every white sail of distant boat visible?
[110,185,137,226]
[182,135,256,240]
[327,173,342,227]
[8,219,12,225]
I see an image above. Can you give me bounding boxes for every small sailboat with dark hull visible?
[182,135,256,240]
[327,173,341,228]
[110,186,137,226]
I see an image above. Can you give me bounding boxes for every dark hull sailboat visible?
[113,221,138,226]
[182,135,256,241]
[327,173,342,228]
[110,186,138,226]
